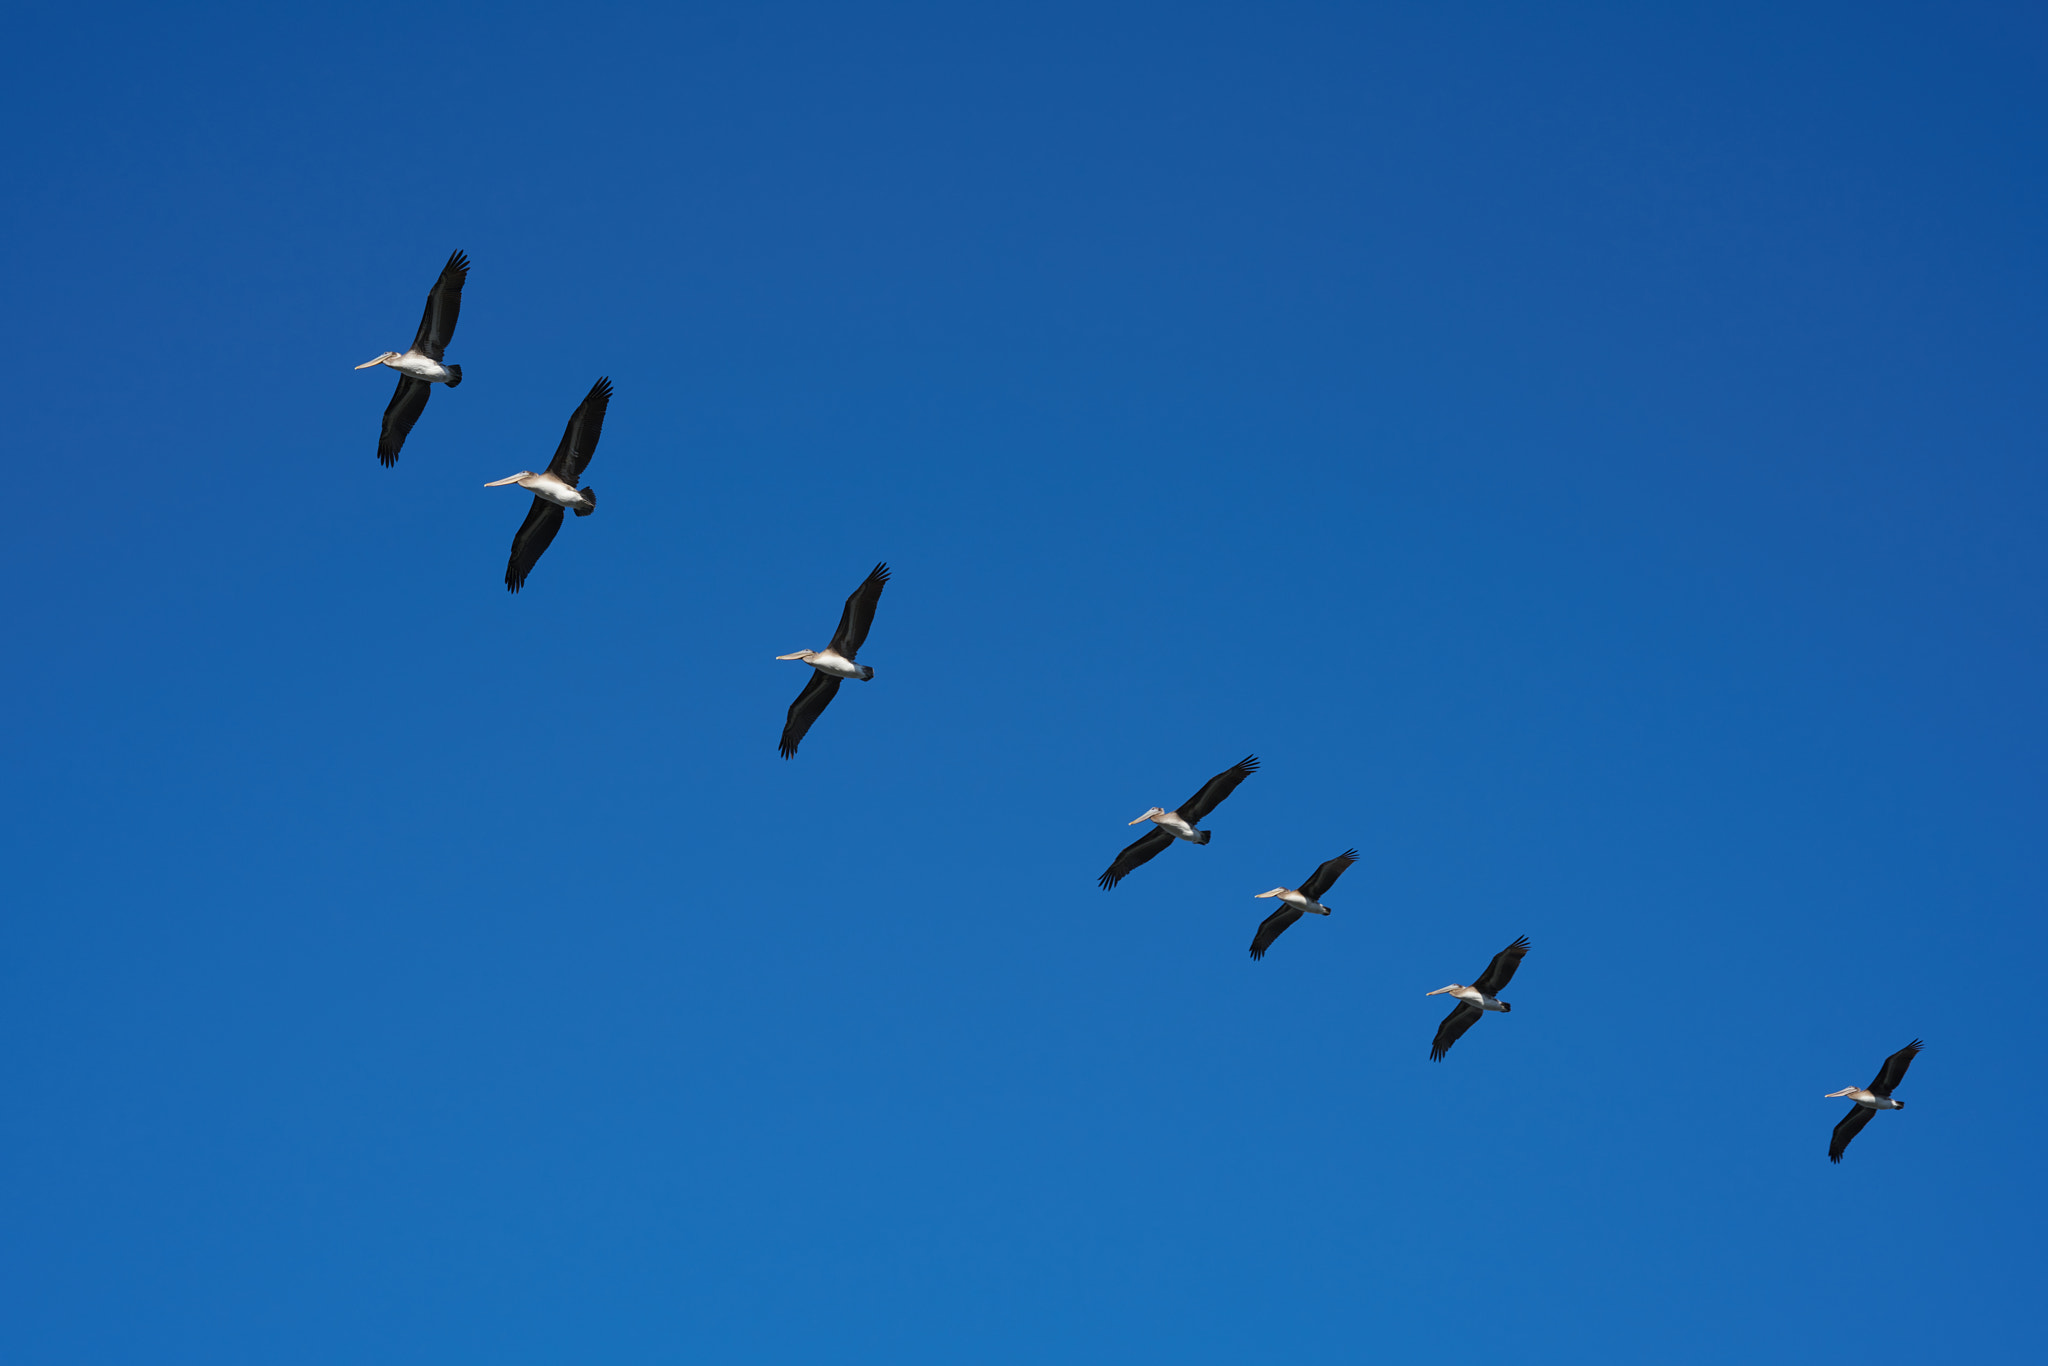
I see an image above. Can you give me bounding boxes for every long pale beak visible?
[775,651,812,660]
[1253,888,1286,899]
[1128,814,1153,826]
[354,357,388,369]
[1824,1087,1858,1098]
[483,474,527,487]
[1424,985,1458,996]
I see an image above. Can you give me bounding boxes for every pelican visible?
[777,563,889,758]
[1425,936,1529,1060]
[486,377,609,593]
[1826,1039,1923,1163]
[355,249,468,466]
[1097,756,1258,890]
[1248,849,1359,960]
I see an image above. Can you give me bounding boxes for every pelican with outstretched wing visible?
[777,563,890,758]
[356,249,468,466]
[1426,936,1529,1060]
[1098,756,1259,890]
[485,377,610,593]
[1248,849,1359,960]
[1826,1040,1923,1163]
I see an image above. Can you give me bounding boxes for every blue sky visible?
[3,2,2043,1360]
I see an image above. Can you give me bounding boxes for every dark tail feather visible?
[574,487,596,517]
[1195,829,1212,845]
[1500,1002,1512,1013]
[444,364,462,388]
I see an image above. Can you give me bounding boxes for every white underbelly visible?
[528,474,583,507]
[808,650,862,678]
[393,353,453,382]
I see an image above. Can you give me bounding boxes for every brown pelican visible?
[1097,756,1258,890]
[1425,936,1529,1060]
[777,563,889,758]
[486,377,609,593]
[1826,1039,1923,1163]
[355,249,468,466]
[1248,849,1359,960]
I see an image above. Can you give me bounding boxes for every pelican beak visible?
[354,356,388,369]
[775,651,811,660]
[1824,1087,1857,1098]
[1128,815,1152,826]
[483,474,527,487]
[1253,889,1282,899]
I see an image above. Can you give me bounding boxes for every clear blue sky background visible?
[3,2,2043,1361]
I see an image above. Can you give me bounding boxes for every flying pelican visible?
[1425,936,1529,1060]
[485,377,610,593]
[1826,1039,1923,1163]
[1249,849,1359,960]
[1097,756,1258,890]
[777,563,889,758]
[355,249,468,466]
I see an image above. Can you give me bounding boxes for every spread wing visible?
[1299,848,1359,902]
[827,562,889,659]
[1473,936,1530,997]
[504,497,564,593]
[1098,827,1174,890]
[1870,1039,1923,1097]
[1829,1104,1875,1163]
[547,377,612,485]
[778,670,842,758]
[1178,755,1259,824]
[1248,905,1305,960]
[1430,1001,1483,1061]
[411,249,468,360]
[377,375,430,466]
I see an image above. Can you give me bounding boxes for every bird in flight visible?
[777,563,890,758]
[1425,936,1529,1060]
[356,249,468,466]
[1826,1039,1922,1163]
[1098,756,1259,890]
[1248,849,1359,960]
[486,377,609,593]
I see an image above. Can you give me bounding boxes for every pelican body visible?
[1248,849,1359,960]
[488,377,610,593]
[485,469,594,514]
[357,249,468,466]
[776,647,872,681]
[1826,1039,1922,1163]
[1098,756,1259,890]
[1425,936,1530,1060]
[777,563,890,757]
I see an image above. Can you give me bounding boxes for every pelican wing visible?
[779,670,843,758]
[1473,936,1530,997]
[546,377,613,485]
[1430,1001,1483,1061]
[1829,1104,1875,1163]
[1098,827,1174,890]
[504,497,564,593]
[1299,848,1360,902]
[411,249,468,361]
[827,562,890,659]
[377,375,431,466]
[1869,1039,1923,1097]
[1248,905,1305,960]
[1178,755,1259,824]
